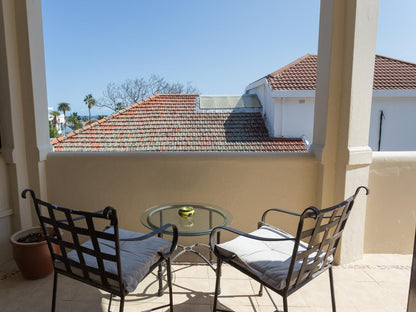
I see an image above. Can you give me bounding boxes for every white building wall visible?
[247,82,416,152]
[281,98,314,141]
[272,98,282,137]
[369,98,416,151]
[246,81,277,136]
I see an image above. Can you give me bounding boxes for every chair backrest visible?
[22,189,124,296]
[286,186,369,292]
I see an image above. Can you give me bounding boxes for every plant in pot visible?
[9,226,59,279]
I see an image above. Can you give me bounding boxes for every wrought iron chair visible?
[22,189,178,312]
[210,186,369,312]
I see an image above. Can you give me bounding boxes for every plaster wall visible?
[366,152,416,253]
[369,98,416,151]
[46,153,319,248]
[44,151,416,256]
[280,98,314,142]
[0,154,12,263]
[252,94,416,152]
[0,155,10,213]
[246,83,275,136]
[246,87,315,141]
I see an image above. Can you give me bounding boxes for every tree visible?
[100,83,123,112]
[115,102,124,112]
[97,75,198,112]
[49,121,59,138]
[83,94,96,121]
[50,111,60,125]
[71,112,81,120]
[49,111,61,137]
[82,116,88,122]
[67,112,83,130]
[57,102,71,134]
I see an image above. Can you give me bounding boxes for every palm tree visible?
[50,110,61,133]
[67,113,83,130]
[83,94,96,121]
[57,102,71,134]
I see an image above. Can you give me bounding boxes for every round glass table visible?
[140,203,232,268]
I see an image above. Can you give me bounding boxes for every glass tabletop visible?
[140,203,232,236]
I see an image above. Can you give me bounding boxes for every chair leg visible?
[213,258,223,312]
[157,262,164,296]
[329,267,336,312]
[258,284,263,296]
[51,271,58,312]
[283,296,288,312]
[108,294,113,312]
[166,258,174,311]
[119,295,124,312]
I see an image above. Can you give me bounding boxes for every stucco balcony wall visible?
[46,152,319,247]
[366,151,416,253]
[45,151,416,255]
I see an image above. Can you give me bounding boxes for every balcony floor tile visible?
[0,254,411,312]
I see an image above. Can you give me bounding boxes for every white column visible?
[311,0,379,263]
[0,0,51,234]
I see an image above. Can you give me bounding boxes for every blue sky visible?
[42,0,416,116]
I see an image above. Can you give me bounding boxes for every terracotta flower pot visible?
[10,226,57,279]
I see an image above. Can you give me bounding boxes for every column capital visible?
[347,146,372,166]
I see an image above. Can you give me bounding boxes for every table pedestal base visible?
[171,243,215,270]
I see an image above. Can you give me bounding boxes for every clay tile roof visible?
[51,94,307,152]
[265,54,416,90]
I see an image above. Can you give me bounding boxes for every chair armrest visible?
[261,208,301,224]
[209,226,295,252]
[119,224,178,259]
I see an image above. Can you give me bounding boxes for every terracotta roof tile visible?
[266,54,416,90]
[52,94,306,152]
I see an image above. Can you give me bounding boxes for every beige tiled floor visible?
[0,254,411,312]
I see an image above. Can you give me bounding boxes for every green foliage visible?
[70,112,81,120]
[82,116,88,122]
[50,111,60,124]
[49,121,59,138]
[97,115,108,119]
[67,112,83,130]
[83,94,96,120]
[115,102,124,112]
[57,102,71,115]
[57,102,71,135]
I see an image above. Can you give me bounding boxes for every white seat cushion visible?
[215,225,332,290]
[55,227,171,293]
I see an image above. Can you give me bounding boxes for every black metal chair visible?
[210,186,369,312]
[22,189,178,312]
